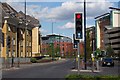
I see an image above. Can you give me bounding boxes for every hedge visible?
[65,74,120,80]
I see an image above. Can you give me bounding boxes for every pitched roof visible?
[1,3,40,29]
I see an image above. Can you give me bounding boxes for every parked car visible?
[101,57,114,67]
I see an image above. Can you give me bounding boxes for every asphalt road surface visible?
[2,59,120,80]
[2,59,75,79]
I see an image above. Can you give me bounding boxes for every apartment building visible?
[95,13,110,50]
[18,11,41,57]
[42,34,74,57]
[104,27,120,55]
[0,3,41,59]
[86,26,96,52]
[95,7,120,55]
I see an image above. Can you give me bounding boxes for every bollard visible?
[96,60,99,70]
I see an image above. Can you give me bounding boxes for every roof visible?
[1,3,40,29]
[41,36,49,40]
[44,34,72,40]
[18,11,40,27]
[109,7,120,11]
[94,13,110,19]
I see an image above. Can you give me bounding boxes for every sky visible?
[2,0,120,39]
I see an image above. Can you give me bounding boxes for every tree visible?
[86,30,92,60]
[106,45,114,57]
[54,46,60,57]
[46,43,53,57]
[95,48,101,59]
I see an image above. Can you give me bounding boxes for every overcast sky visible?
[2,0,119,39]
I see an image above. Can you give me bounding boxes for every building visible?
[42,34,73,57]
[17,11,41,57]
[0,7,2,56]
[95,13,110,50]
[95,7,120,55]
[86,26,96,52]
[0,3,41,59]
[104,27,120,55]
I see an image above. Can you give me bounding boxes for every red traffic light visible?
[76,14,81,19]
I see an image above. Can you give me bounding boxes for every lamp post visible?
[51,21,55,60]
[59,34,60,57]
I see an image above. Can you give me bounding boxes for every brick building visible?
[42,34,74,57]
[86,26,96,52]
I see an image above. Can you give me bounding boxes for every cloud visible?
[87,25,95,28]
[40,28,47,33]
[2,0,118,2]
[58,22,74,29]
[39,0,112,21]
[6,0,113,22]
[50,1,112,20]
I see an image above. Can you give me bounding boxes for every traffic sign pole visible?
[77,40,80,74]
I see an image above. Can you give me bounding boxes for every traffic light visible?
[75,13,83,39]
[73,34,79,49]
[7,36,11,48]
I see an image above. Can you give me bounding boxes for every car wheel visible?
[102,64,105,67]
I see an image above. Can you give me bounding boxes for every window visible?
[27,51,29,57]
[20,51,23,57]
[21,30,23,34]
[2,33,4,47]
[13,38,16,45]
[26,30,29,36]
[20,41,23,46]
[8,26,11,32]
[62,48,64,51]
[13,50,16,57]
[29,42,31,46]
[8,50,11,57]
[26,41,29,47]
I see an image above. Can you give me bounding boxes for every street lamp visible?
[51,21,56,60]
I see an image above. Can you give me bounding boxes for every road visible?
[2,59,75,79]
[2,59,119,80]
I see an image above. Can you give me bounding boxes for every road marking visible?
[71,69,100,72]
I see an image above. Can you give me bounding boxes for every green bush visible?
[65,74,120,80]
[65,74,81,80]
[95,75,120,80]
[30,58,37,63]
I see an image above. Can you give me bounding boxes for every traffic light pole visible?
[84,0,87,70]
[77,40,80,74]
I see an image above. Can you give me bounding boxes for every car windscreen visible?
[104,58,112,62]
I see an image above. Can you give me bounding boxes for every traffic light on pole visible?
[75,13,83,39]
[73,34,79,49]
